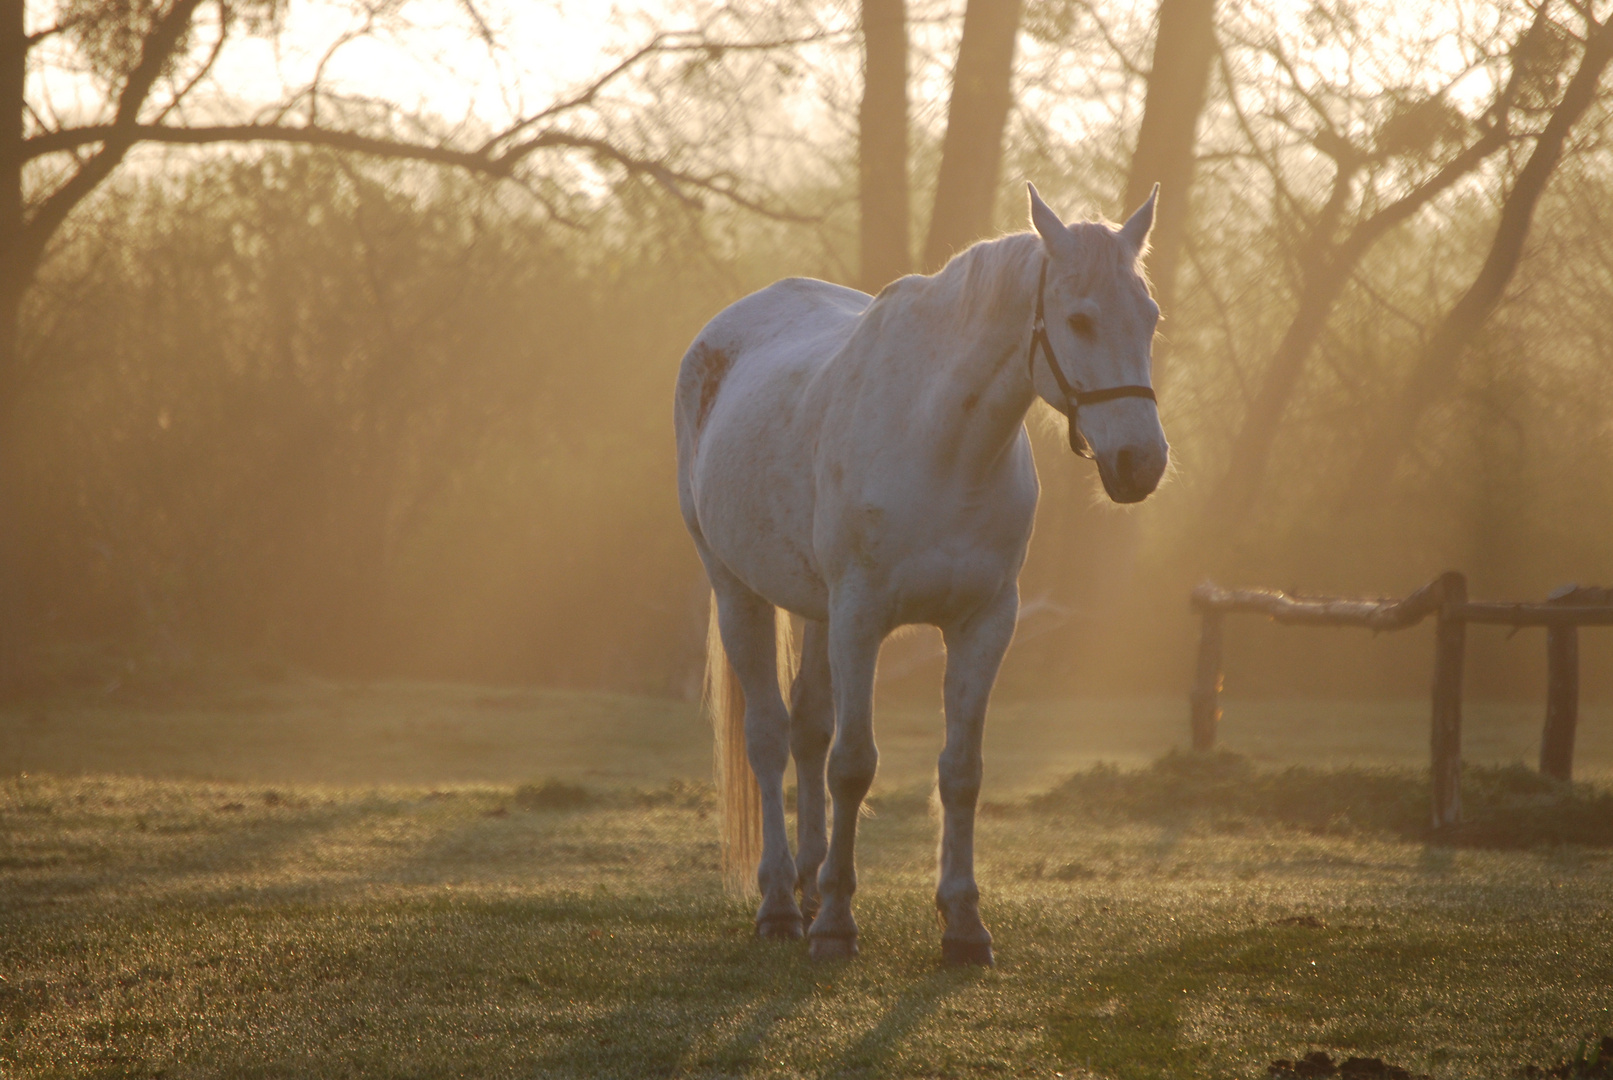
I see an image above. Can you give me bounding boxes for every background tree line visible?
[3,0,1612,702]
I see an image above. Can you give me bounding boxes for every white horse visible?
[674,184,1168,964]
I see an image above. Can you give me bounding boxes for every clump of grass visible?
[1030,750,1613,848]
[513,778,591,810]
[632,777,714,810]
[1525,1036,1613,1079]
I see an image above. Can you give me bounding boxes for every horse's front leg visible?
[789,619,833,923]
[936,588,1018,966]
[809,601,883,961]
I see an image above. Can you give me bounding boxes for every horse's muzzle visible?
[1098,444,1166,504]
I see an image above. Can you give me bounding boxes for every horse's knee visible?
[827,744,877,802]
[936,757,982,809]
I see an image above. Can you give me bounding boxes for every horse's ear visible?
[1028,182,1075,256]
[1120,184,1159,254]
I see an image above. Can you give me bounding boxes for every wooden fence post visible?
[1540,586,1582,782]
[1430,571,1467,830]
[1189,610,1224,752]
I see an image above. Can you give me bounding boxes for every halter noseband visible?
[1028,258,1157,458]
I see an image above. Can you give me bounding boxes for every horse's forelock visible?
[1063,221,1140,286]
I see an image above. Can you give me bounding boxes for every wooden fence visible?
[1189,571,1613,829]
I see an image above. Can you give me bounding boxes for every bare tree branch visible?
[13,0,209,291]
[155,1,232,124]
[475,27,845,158]
[22,121,819,223]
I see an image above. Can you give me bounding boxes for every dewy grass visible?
[1028,750,1613,848]
[3,757,1612,1078]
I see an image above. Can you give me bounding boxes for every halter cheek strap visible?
[1028,259,1157,458]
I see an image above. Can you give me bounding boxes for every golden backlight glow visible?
[4,0,1613,1062]
[233,0,634,126]
[8,0,1612,721]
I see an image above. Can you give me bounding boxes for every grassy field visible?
[3,682,1613,1078]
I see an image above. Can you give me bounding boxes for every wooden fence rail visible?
[1189,572,1613,829]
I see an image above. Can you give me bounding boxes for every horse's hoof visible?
[808,934,858,961]
[941,938,994,966]
[756,915,804,940]
[799,898,820,924]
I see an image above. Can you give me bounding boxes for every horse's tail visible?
[705,594,797,896]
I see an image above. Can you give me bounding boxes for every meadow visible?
[3,682,1612,1079]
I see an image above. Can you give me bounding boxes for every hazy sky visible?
[28,1,650,132]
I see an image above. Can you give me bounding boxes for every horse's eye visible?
[1067,312,1096,339]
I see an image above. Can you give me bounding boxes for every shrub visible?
[513,779,592,811]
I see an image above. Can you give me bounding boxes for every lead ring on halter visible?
[1028,258,1157,459]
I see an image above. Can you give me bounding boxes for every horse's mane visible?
[876,222,1133,334]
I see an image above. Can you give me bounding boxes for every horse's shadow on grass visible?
[525,904,971,1079]
[2,794,390,907]
[821,968,970,1077]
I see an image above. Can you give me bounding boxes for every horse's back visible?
[675,279,867,439]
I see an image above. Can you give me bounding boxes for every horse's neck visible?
[917,235,1042,472]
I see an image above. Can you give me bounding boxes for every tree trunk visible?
[858,0,909,293]
[0,0,26,690]
[921,0,1023,272]
[1080,0,1216,628]
[0,0,24,419]
[1342,14,1613,504]
[1124,0,1216,327]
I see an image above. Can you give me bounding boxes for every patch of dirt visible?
[1269,1038,1613,1080]
[1269,1052,1427,1080]
[513,779,590,810]
[1271,915,1327,929]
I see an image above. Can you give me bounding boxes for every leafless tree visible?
[1202,0,1569,533]
[1341,0,1613,504]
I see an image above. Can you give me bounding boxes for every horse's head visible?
[1026,183,1169,504]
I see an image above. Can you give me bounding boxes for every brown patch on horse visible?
[692,343,735,436]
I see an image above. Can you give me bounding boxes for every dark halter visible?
[1028,258,1157,458]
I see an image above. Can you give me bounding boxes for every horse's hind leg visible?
[710,571,803,939]
[935,589,1018,966]
[789,619,833,923]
